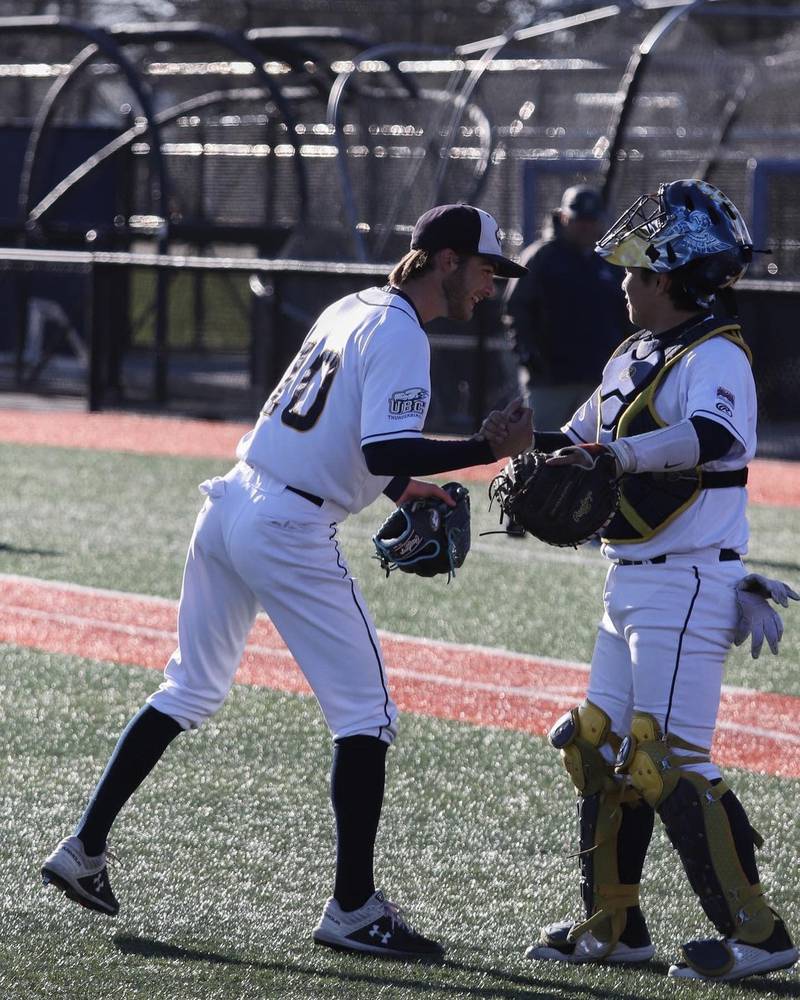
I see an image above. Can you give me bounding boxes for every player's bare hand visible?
[475,413,503,446]
[475,396,525,444]
[396,478,457,507]
[481,398,534,459]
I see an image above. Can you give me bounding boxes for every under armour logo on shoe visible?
[92,873,105,891]
[369,924,392,945]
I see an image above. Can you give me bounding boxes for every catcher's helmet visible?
[596,180,752,302]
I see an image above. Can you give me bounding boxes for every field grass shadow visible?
[113,938,800,998]
[111,935,625,998]
[450,957,676,1000]
[0,541,61,556]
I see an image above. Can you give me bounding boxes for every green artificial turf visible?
[1,646,798,1000]
[1,442,798,693]
[1,441,799,997]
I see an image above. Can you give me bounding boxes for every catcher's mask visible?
[596,180,752,306]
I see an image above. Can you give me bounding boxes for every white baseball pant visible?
[148,462,398,743]
[587,551,744,780]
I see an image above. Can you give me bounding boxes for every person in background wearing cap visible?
[503,184,630,431]
[41,204,533,961]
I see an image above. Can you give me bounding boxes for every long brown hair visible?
[388,249,433,287]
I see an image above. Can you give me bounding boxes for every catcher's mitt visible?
[489,450,619,547]
[373,482,471,580]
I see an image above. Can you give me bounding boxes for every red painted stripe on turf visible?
[1,576,799,778]
[0,409,796,507]
[0,410,250,458]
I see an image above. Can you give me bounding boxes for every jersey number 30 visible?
[264,344,341,431]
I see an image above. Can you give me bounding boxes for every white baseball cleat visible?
[41,835,119,916]
[525,918,655,964]
[313,890,444,961]
[668,919,798,982]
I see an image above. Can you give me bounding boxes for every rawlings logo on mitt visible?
[372,482,471,580]
[489,450,620,547]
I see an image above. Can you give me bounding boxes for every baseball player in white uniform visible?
[41,204,533,960]
[497,180,797,982]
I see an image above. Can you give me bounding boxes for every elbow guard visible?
[608,419,700,475]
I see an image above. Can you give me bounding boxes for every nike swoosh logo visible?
[663,461,682,469]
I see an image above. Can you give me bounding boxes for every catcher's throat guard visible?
[372,482,471,581]
[489,450,620,548]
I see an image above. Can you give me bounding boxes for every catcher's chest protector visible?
[598,314,750,543]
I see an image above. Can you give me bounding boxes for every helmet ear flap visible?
[668,249,749,309]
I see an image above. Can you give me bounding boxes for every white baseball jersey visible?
[237,287,431,521]
[148,285,442,744]
[563,328,757,766]
[564,335,757,561]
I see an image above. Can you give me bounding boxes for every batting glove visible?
[733,573,800,658]
[737,572,800,608]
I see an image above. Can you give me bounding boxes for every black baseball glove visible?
[488,449,620,547]
[373,482,471,580]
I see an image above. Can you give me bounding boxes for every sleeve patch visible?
[388,387,429,419]
[716,385,735,407]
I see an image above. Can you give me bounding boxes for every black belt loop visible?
[286,484,324,508]
[615,548,740,566]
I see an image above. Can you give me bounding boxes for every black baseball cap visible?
[411,204,527,278]
[560,185,605,220]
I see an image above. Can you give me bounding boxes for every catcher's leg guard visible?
[617,712,777,946]
[548,702,654,956]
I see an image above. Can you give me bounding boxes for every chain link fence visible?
[0,3,799,454]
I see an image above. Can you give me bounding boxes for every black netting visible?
[2,6,800,268]
[0,256,93,398]
[0,3,799,448]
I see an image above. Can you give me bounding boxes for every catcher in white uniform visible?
[494,180,798,982]
[41,204,533,959]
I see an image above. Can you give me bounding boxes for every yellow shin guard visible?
[616,712,774,944]
[549,702,653,950]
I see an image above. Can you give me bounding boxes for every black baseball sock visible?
[75,704,183,856]
[331,734,388,912]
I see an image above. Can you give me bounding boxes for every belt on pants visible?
[614,548,740,566]
[286,484,324,507]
